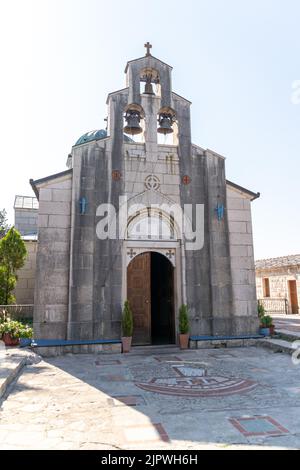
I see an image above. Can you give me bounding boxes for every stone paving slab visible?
[274,315,300,335]
[259,338,299,355]
[0,346,300,449]
[0,347,38,399]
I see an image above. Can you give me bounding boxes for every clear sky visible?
[0,0,299,259]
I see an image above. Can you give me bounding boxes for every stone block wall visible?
[124,143,180,202]
[33,175,72,339]
[14,240,37,306]
[227,186,258,333]
[256,270,300,313]
[15,208,38,236]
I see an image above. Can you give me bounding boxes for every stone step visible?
[0,349,40,400]
[258,338,299,355]
[276,330,300,342]
[130,345,185,356]
[0,354,26,400]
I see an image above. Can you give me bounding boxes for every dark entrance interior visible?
[151,252,175,345]
[127,251,175,345]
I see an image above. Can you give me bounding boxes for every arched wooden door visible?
[127,253,151,345]
[127,251,175,345]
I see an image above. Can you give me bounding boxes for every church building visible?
[29,44,260,345]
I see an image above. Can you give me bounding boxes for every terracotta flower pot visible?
[121,336,132,353]
[2,333,20,347]
[269,325,275,336]
[179,333,189,350]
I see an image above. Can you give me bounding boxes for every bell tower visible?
[107,42,183,160]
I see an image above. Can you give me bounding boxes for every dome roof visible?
[74,129,134,146]
[75,129,107,146]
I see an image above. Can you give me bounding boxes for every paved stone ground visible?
[0,348,37,399]
[1,346,300,450]
[273,314,300,335]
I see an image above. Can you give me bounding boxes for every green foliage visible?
[258,301,273,328]
[0,267,16,304]
[0,228,27,305]
[260,315,273,328]
[257,301,265,320]
[0,308,8,323]
[122,300,133,337]
[0,319,33,339]
[0,227,27,270]
[179,304,189,334]
[0,209,10,239]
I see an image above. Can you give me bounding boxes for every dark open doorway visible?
[127,251,175,345]
[151,252,175,345]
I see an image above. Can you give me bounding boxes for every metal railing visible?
[0,304,33,322]
[258,298,288,315]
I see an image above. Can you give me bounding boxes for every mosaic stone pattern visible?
[136,375,258,397]
[229,416,289,437]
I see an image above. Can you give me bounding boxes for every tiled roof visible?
[256,254,300,270]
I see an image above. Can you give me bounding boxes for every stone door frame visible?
[122,240,186,341]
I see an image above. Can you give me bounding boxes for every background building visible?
[11,195,38,318]
[256,255,300,315]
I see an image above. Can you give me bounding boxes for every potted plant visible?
[179,304,190,349]
[259,315,274,337]
[121,300,133,353]
[0,319,33,346]
[257,301,265,321]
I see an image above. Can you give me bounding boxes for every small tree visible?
[122,300,133,337]
[179,304,189,334]
[260,315,273,328]
[0,209,10,239]
[0,228,27,305]
[257,300,265,321]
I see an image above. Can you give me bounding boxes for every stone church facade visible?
[30,46,260,344]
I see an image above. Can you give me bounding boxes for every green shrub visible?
[0,319,33,339]
[122,300,133,337]
[257,301,265,320]
[179,304,189,334]
[0,227,27,305]
[260,315,273,328]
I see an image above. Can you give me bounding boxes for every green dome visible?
[75,129,107,146]
[75,129,134,146]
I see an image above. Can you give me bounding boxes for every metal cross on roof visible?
[144,42,152,56]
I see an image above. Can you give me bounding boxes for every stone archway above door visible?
[126,247,176,267]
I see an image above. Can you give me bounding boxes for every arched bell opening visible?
[157,106,178,145]
[123,103,145,143]
[139,68,161,97]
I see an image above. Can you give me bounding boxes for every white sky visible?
[0,0,299,259]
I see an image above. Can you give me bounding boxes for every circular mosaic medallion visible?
[112,170,121,181]
[145,174,160,190]
[136,375,257,397]
[182,175,191,185]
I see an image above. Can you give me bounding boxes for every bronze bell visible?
[144,81,155,95]
[124,110,143,135]
[143,72,155,95]
[157,113,174,134]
